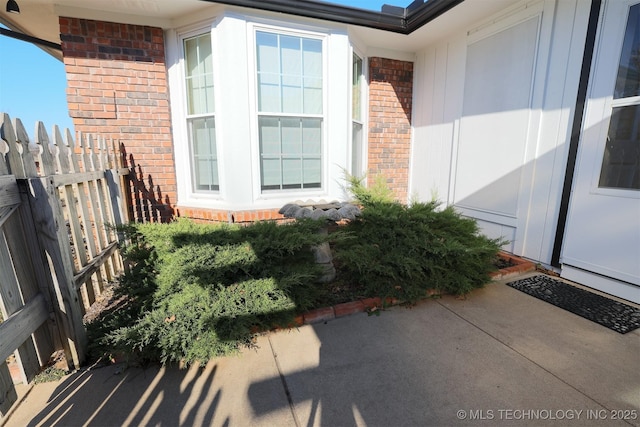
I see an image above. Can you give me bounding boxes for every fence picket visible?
[99,136,109,172]
[3,209,55,379]
[0,362,17,417]
[79,132,91,173]
[66,128,81,174]
[29,172,87,368]
[0,230,42,384]
[69,133,97,307]
[54,126,71,174]
[0,133,8,176]
[14,119,38,179]
[2,114,25,179]
[36,122,56,177]
[87,134,97,173]
[0,113,130,409]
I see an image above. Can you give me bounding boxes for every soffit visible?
[0,0,209,59]
[0,0,517,61]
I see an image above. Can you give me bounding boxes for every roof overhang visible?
[201,0,464,34]
[0,0,465,59]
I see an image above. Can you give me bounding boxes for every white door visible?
[562,0,640,303]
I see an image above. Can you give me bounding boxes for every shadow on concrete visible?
[22,362,225,426]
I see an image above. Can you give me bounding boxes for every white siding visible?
[410,0,592,265]
[455,15,540,217]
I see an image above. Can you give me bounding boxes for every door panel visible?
[562,0,640,300]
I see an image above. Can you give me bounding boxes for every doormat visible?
[506,275,640,334]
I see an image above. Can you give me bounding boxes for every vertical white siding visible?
[455,15,540,216]
[410,0,592,265]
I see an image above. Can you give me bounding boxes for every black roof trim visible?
[202,0,464,34]
[0,27,61,50]
[406,0,464,32]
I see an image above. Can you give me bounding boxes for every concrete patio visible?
[3,272,639,426]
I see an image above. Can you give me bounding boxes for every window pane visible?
[199,35,213,74]
[186,79,200,114]
[282,158,302,188]
[281,36,301,76]
[615,4,640,99]
[259,117,281,155]
[258,117,323,190]
[282,118,302,155]
[353,53,363,120]
[185,38,199,77]
[257,32,281,112]
[261,158,281,190]
[303,39,322,77]
[303,78,323,114]
[190,117,219,191]
[256,32,279,73]
[303,40,322,114]
[302,118,321,154]
[352,121,363,175]
[599,105,640,189]
[256,31,322,115]
[282,75,302,113]
[258,74,281,112]
[303,158,321,188]
[184,33,214,115]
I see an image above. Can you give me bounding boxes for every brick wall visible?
[178,207,284,224]
[59,17,176,221]
[57,19,413,222]
[368,57,413,203]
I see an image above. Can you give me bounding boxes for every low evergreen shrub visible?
[333,176,503,302]
[88,218,330,365]
[87,176,502,366]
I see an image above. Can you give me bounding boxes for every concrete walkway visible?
[3,273,639,426]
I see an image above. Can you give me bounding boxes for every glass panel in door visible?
[599,3,640,190]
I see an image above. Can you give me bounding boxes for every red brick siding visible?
[368,57,413,203]
[58,19,414,221]
[59,17,176,221]
[178,207,285,224]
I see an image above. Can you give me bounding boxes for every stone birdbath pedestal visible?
[278,201,361,283]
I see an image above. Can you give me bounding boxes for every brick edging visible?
[489,252,536,281]
[285,252,536,327]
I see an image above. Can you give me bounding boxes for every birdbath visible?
[279,201,361,283]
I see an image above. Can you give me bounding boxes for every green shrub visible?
[334,178,503,302]
[89,218,330,365]
[88,181,502,365]
[343,172,395,205]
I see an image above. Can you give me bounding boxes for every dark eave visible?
[0,27,61,50]
[203,0,464,34]
[405,0,464,32]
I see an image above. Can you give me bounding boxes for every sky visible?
[0,0,406,140]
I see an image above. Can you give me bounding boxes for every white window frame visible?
[183,31,219,193]
[587,0,640,197]
[174,23,225,203]
[248,23,329,199]
[350,46,368,179]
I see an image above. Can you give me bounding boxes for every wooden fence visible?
[0,113,129,419]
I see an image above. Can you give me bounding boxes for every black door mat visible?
[506,275,640,334]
